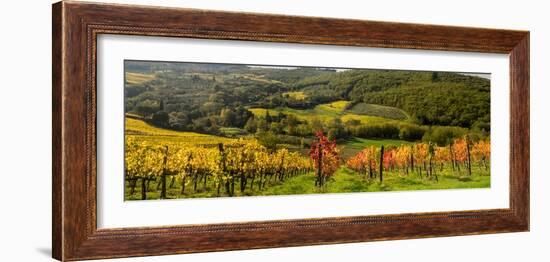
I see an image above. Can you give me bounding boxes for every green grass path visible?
[261,167,490,196]
[126,166,490,200]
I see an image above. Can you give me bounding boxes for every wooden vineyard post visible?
[160,146,168,199]
[141,177,147,200]
[379,145,384,182]
[466,136,472,176]
[316,142,323,187]
[218,143,227,196]
[410,145,414,173]
[449,143,455,171]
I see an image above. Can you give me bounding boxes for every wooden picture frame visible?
[52,1,529,261]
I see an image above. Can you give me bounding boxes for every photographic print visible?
[124,60,491,200]
[51,3,530,259]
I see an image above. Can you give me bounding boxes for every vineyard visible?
[346,136,490,182]
[125,137,313,200]
[125,130,490,200]
[123,61,492,200]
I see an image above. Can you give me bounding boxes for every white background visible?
[98,35,509,228]
[0,0,546,261]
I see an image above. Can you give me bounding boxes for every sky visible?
[248,65,490,78]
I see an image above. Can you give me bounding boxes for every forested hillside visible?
[125,60,490,146]
[293,70,490,128]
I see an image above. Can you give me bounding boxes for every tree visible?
[220,108,237,127]
[168,112,189,130]
[244,117,257,133]
[399,125,426,141]
[256,131,279,152]
[269,122,284,134]
[310,131,340,187]
[327,118,347,140]
[159,99,165,111]
[151,111,169,127]
[265,110,272,123]
[422,126,466,146]
[310,117,324,133]
[134,100,158,116]
[234,106,253,127]
[256,118,269,132]
[286,114,300,135]
[276,112,285,122]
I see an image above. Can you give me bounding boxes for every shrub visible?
[399,124,426,141]
[348,123,400,139]
[422,126,467,146]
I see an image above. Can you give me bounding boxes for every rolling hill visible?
[248,100,408,125]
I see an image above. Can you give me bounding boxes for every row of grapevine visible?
[125,137,313,199]
[346,136,490,182]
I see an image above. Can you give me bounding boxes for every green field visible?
[343,137,413,149]
[262,167,490,195]
[125,166,490,200]
[125,118,233,145]
[316,100,349,113]
[283,91,307,100]
[219,127,248,136]
[349,103,409,120]
[125,72,155,85]
[249,100,406,125]
[338,137,414,159]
